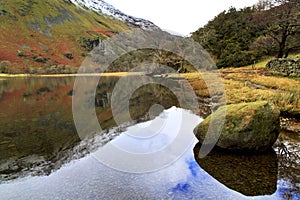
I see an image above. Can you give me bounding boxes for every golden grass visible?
[223,80,300,114]
[224,79,297,105]
[250,76,300,93]
[183,67,300,116]
[222,71,300,93]
[180,72,225,98]
[223,80,272,104]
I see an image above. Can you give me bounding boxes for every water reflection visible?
[0,107,282,200]
[193,144,278,196]
[0,77,299,199]
[0,76,186,181]
[0,77,79,181]
[274,133,300,199]
[0,108,246,199]
[93,107,201,173]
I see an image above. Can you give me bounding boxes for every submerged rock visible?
[194,101,280,153]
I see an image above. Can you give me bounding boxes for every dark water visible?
[0,76,299,199]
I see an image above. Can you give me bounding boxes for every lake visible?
[0,76,299,199]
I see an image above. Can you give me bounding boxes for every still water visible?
[0,76,299,199]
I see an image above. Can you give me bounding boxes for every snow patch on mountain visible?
[70,0,160,31]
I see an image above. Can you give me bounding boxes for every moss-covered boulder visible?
[194,101,280,153]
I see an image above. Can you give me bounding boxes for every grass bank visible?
[182,58,300,118]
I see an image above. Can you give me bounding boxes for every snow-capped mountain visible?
[70,0,160,31]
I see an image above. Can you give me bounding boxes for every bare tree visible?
[255,0,300,58]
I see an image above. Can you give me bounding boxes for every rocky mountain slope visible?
[0,0,130,73]
[69,0,160,31]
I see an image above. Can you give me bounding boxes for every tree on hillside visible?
[255,0,300,58]
[192,1,299,68]
[192,7,263,68]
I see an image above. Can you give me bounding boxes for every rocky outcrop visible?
[266,57,300,77]
[194,101,280,153]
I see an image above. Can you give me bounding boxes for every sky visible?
[105,0,259,36]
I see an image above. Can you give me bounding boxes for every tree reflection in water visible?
[274,133,300,199]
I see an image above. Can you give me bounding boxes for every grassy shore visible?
[182,59,300,118]
[1,57,299,117]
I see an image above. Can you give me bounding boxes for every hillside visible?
[0,0,129,73]
[192,0,300,68]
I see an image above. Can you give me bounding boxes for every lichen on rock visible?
[194,101,280,153]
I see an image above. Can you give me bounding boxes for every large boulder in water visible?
[194,101,280,153]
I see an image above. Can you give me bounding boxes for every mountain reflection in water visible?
[0,77,299,199]
[0,75,193,181]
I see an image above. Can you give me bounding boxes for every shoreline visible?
[0,72,200,79]
[0,72,145,78]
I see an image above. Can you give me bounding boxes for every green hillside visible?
[192,0,300,68]
[0,0,129,73]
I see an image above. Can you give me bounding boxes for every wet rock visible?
[194,101,280,153]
